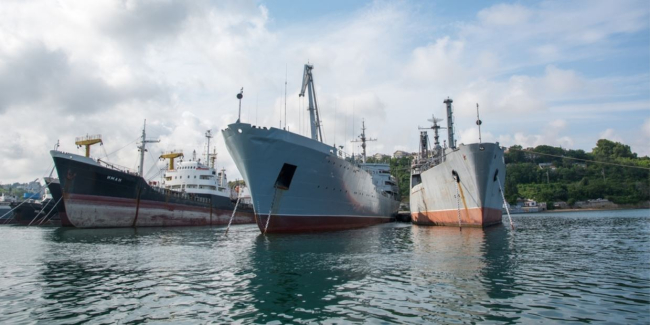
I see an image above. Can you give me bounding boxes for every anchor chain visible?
[264,188,279,234]
[455,183,462,231]
[497,177,515,230]
[224,192,242,236]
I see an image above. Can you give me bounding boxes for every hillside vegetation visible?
[371,139,650,206]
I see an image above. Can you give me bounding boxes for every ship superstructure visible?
[223,64,400,233]
[410,98,506,227]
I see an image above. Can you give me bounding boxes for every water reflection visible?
[244,227,385,323]
[0,211,646,323]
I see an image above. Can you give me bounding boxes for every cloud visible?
[0,43,167,114]
[0,0,647,183]
[477,4,532,26]
[643,119,650,138]
[599,128,624,143]
[102,0,192,50]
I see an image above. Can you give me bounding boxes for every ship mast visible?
[418,115,445,160]
[209,147,217,169]
[236,88,243,122]
[137,120,160,177]
[351,119,376,164]
[299,63,323,142]
[205,130,213,164]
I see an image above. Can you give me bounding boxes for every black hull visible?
[46,181,72,227]
[52,152,255,228]
[9,201,57,225]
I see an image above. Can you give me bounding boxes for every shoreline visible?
[527,206,649,214]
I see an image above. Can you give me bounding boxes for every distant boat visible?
[410,98,506,227]
[0,194,17,222]
[50,123,255,228]
[223,64,400,233]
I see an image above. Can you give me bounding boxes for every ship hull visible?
[45,178,72,227]
[51,151,255,228]
[410,143,505,228]
[223,123,400,233]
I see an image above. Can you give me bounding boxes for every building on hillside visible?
[393,150,410,159]
[373,153,390,160]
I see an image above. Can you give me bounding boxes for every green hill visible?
[370,139,650,207]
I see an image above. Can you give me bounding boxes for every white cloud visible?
[599,128,624,143]
[0,0,647,183]
[643,119,650,138]
[477,4,532,26]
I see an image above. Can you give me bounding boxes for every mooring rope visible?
[497,178,515,230]
[224,192,242,236]
[36,196,63,226]
[455,183,462,231]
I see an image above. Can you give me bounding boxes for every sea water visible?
[0,209,648,324]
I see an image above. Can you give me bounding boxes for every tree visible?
[505,145,526,164]
[593,139,636,159]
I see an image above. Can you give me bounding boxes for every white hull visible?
[410,143,505,227]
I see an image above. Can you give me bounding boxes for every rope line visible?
[497,177,515,230]
[225,193,241,236]
[37,196,63,226]
[455,184,462,231]
[509,148,650,170]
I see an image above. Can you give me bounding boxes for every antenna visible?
[237,88,243,123]
[284,63,288,129]
[420,114,446,148]
[351,119,376,164]
[205,130,213,163]
[137,119,160,177]
[476,103,482,144]
[209,147,217,169]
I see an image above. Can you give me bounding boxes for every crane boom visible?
[298,64,323,142]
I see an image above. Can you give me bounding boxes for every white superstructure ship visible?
[410,98,506,227]
[51,126,254,228]
[223,64,400,233]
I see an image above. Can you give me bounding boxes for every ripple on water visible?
[0,210,648,323]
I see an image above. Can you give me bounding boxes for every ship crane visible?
[159,150,184,170]
[299,63,324,142]
[351,119,376,164]
[75,134,103,158]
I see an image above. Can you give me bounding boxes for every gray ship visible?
[223,64,400,233]
[410,98,506,227]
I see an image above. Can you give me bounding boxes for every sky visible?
[0,0,648,184]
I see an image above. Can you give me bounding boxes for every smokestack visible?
[444,97,455,149]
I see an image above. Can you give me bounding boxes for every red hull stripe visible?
[255,214,392,233]
[67,193,217,214]
[411,207,502,227]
